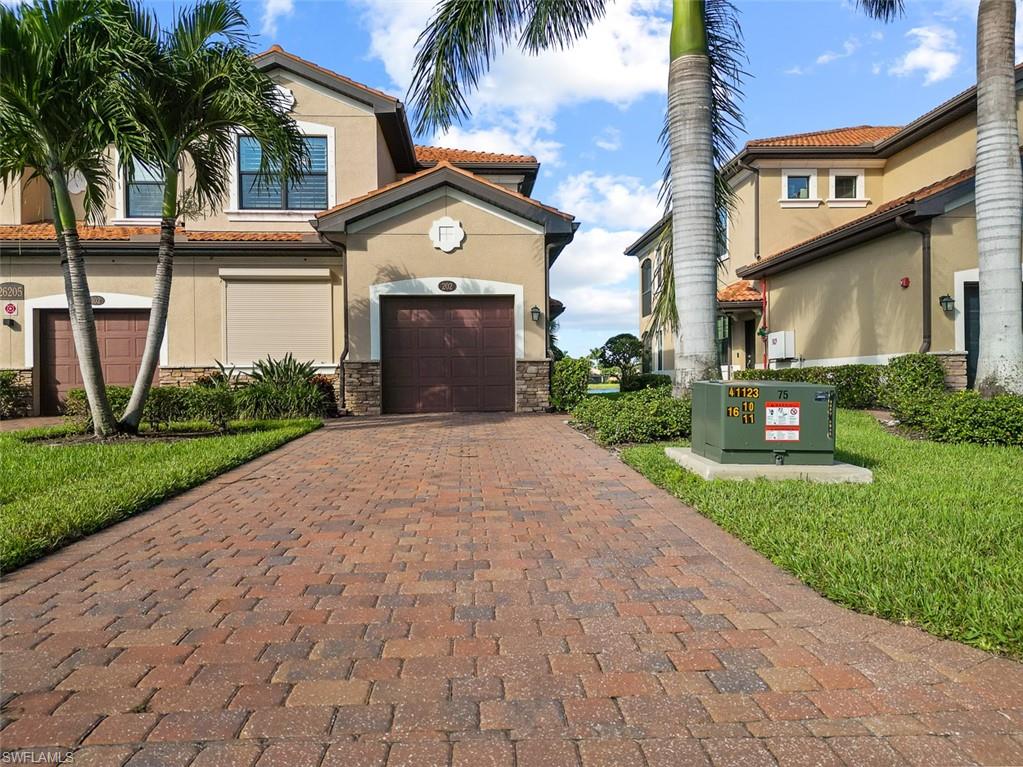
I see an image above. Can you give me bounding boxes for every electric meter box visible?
[691,380,836,465]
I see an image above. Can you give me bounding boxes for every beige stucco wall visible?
[342,193,548,362]
[0,250,344,371]
[882,92,1022,201]
[763,200,997,362]
[754,167,885,258]
[723,174,756,277]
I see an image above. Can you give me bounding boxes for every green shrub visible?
[622,373,672,393]
[572,387,691,445]
[0,370,24,418]
[64,386,133,430]
[195,361,241,389]
[551,357,590,411]
[142,387,191,431]
[186,386,237,432]
[733,364,882,409]
[249,353,317,385]
[922,391,1023,447]
[883,353,946,410]
[310,374,338,415]
[236,379,327,420]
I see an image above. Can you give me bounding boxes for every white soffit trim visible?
[754,158,887,169]
[219,268,333,280]
[369,278,525,360]
[24,292,167,368]
[348,188,544,234]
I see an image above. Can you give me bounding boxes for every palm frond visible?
[409,0,610,134]
[647,223,678,335]
[169,0,248,58]
[855,0,904,22]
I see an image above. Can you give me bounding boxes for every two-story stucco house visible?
[0,46,577,417]
[629,64,1022,388]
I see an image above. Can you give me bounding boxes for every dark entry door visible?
[39,309,152,415]
[381,296,515,414]
[744,320,757,370]
[965,282,980,388]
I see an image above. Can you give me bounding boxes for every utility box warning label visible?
[765,401,800,442]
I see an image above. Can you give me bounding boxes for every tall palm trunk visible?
[974,0,1023,393]
[668,0,719,395]
[121,169,178,432]
[51,172,118,436]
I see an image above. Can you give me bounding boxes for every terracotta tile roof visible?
[316,161,573,222]
[415,146,538,165]
[0,224,309,243]
[751,165,979,269]
[717,280,762,303]
[746,125,902,148]
[255,45,398,105]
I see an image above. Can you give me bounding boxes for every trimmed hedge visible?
[923,391,1023,447]
[571,388,691,445]
[883,353,946,410]
[0,370,24,419]
[551,357,590,411]
[733,364,882,409]
[622,373,673,393]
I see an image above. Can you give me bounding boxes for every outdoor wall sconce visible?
[939,294,955,313]
[530,305,542,323]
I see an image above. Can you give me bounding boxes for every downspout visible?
[339,244,350,410]
[545,242,555,407]
[895,215,932,353]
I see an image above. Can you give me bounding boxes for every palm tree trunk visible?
[51,173,118,436]
[668,0,720,396]
[121,169,178,432]
[973,0,1023,393]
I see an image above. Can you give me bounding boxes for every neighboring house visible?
[0,46,576,416]
[628,64,1022,388]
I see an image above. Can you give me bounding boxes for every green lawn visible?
[588,383,620,393]
[0,419,320,571]
[621,410,1023,657]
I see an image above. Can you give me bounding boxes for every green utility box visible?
[691,380,836,465]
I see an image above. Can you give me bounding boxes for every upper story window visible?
[125,163,164,219]
[717,208,729,262]
[828,169,869,207]
[780,169,820,208]
[641,258,652,316]
[238,135,328,210]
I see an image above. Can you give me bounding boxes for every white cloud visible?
[553,172,662,231]
[260,0,293,37]
[552,228,643,291]
[816,37,861,65]
[353,0,669,161]
[871,31,885,42]
[889,25,961,85]
[433,123,563,166]
[872,62,883,75]
[785,65,806,76]
[1017,9,1022,63]
[595,127,623,152]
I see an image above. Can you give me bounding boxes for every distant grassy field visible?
[587,383,620,393]
[622,410,1023,657]
[0,419,319,571]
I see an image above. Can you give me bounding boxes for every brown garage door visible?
[40,309,151,415]
[381,296,515,414]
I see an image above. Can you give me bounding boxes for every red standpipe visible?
[761,277,769,370]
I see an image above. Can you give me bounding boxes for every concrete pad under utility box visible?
[665,447,873,484]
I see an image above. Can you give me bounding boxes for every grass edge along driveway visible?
[0,419,320,572]
[621,410,1023,658]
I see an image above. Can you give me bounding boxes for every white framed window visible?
[718,207,730,262]
[225,119,336,221]
[827,169,869,208]
[125,162,165,219]
[780,169,820,208]
[641,258,652,316]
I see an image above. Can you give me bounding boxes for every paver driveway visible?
[2,414,1022,767]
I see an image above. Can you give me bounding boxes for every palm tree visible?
[0,0,140,436]
[860,0,1022,393]
[116,0,309,431]
[409,0,743,396]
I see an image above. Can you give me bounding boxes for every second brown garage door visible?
[39,309,151,415]
[381,296,515,413]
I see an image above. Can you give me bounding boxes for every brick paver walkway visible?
[2,414,1022,767]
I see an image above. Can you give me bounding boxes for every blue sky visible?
[234,0,1017,356]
